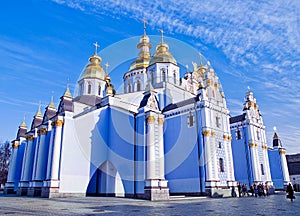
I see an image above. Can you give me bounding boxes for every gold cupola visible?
[149,30,177,65]
[129,20,152,70]
[79,42,105,81]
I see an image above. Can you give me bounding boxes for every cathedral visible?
[4,27,290,200]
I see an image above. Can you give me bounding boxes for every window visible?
[218,142,222,148]
[219,158,224,172]
[128,83,132,93]
[162,68,166,82]
[173,72,176,84]
[137,80,141,91]
[216,116,221,128]
[187,111,194,127]
[236,129,242,140]
[261,164,265,175]
[98,84,101,96]
[151,72,154,85]
[80,83,84,95]
[257,130,260,140]
[88,83,92,94]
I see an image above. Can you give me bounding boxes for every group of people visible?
[236,182,296,202]
[237,182,270,197]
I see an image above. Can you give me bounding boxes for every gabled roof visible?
[162,97,199,112]
[229,113,246,124]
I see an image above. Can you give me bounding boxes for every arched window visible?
[236,129,242,140]
[88,82,92,94]
[151,72,154,85]
[162,68,166,82]
[219,158,224,172]
[98,84,101,96]
[128,83,132,93]
[173,72,176,84]
[79,82,84,95]
[137,80,141,91]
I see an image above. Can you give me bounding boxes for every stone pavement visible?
[0,191,299,216]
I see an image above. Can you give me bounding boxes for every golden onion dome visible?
[129,34,152,70]
[79,54,105,81]
[149,42,177,65]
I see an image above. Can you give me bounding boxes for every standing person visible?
[286,183,295,202]
[265,183,269,196]
[254,184,258,197]
[237,182,242,197]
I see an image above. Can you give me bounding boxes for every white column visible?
[211,132,219,181]
[35,128,47,180]
[49,119,63,181]
[31,129,40,181]
[203,130,213,181]
[262,146,272,183]
[20,136,34,182]
[255,144,261,181]
[249,143,259,182]
[279,149,290,184]
[224,134,235,182]
[158,116,165,179]
[146,115,155,179]
[6,141,19,183]
[46,122,55,180]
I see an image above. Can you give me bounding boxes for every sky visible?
[0,0,299,153]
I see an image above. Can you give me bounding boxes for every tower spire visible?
[142,18,147,36]
[159,29,164,44]
[198,52,203,67]
[105,62,109,75]
[93,42,100,55]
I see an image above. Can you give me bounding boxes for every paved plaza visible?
[0,191,299,215]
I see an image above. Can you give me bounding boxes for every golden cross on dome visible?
[159,29,164,43]
[105,62,109,74]
[198,52,203,66]
[67,77,70,88]
[185,64,189,72]
[93,42,100,54]
[142,18,147,35]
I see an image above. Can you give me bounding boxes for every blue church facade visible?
[5,28,290,200]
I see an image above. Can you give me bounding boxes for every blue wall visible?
[164,112,202,193]
[268,149,284,190]
[231,126,253,187]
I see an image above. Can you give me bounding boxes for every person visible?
[250,185,254,196]
[286,183,295,202]
[265,183,269,196]
[242,184,249,197]
[253,184,258,197]
[237,182,241,197]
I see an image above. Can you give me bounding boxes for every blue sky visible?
[0,0,299,153]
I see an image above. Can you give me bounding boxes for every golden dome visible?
[79,54,105,81]
[129,34,152,70]
[149,42,177,65]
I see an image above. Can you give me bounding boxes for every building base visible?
[144,179,169,201]
[206,187,237,198]
[27,187,42,197]
[16,187,28,196]
[4,183,16,194]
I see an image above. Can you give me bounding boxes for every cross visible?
[105,62,109,74]
[273,126,277,132]
[185,64,189,72]
[247,86,251,91]
[142,18,147,35]
[198,52,203,66]
[93,42,100,54]
[159,29,164,43]
[51,91,54,102]
[67,78,70,88]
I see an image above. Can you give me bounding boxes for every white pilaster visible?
[279,149,290,184]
